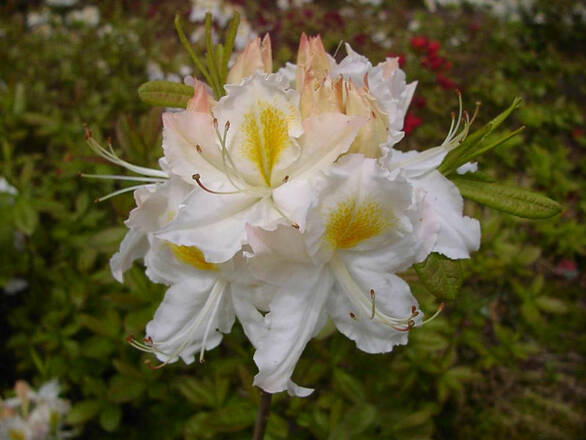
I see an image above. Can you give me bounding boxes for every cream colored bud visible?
[343,82,389,158]
[296,33,333,91]
[186,79,215,113]
[226,34,273,84]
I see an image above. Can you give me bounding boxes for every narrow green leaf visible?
[451,176,562,219]
[138,81,194,108]
[107,375,145,403]
[174,14,212,85]
[205,12,223,98]
[414,253,463,301]
[535,296,568,314]
[222,13,240,82]
[439,97,522,175]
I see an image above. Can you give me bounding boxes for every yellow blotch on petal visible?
[242,100,291,186]
[326,198,390,249]
[168,243,217,271]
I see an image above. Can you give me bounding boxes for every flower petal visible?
[253,266,332,396]
[110,228,149,282]
[146,277,234,364]
[156,189,281,263]
[329,261,417,353]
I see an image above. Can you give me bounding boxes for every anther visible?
[291,223,300,229]
[144,359,166,370]
[84,125,92,140]
[283,175,289,183]
[349,312,358,320]
[125,334,135,343]
[196,144,202,153]
[213,117,219,129]
[369,289,376,320]
[224,120,230,131]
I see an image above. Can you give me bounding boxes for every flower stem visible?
[252,389,272,440]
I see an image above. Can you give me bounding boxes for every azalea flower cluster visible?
[0,380,72,440]
[96,34,480,396]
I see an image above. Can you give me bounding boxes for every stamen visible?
[192,173,241,195]
[94,184,156,203]
[421,302,444,325]
[349,312,358,320]
[369,289,376,319]
[81,173,166,183]
[292,223,300,230]
[196,144,202,153]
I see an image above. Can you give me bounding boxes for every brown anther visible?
[283,175,289,183]
[349,312,357,319]
[224,120,230,130]
[143,336,153,344]
[371,110,376,119]
[411,305,417,314]
[213,118,219,129]
[292,223,300,229]
[84,125,92,140]
[438,303,445,312]
[370,289,375,298]
[196,144,202,153]
[125,334,135,343]
[106,136,112,146]
[199,358,205,364]
[408,319,415,328]
[412,311,419,317]
[144,359,166,370]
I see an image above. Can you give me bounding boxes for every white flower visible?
[382,111,481,259]
[112,178,267,365]
[0,176,18,195]
[245,155,439,396]
[66,6,100,27]
[157,73,365,263]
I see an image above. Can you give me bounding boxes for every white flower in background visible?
[276,0,313,10]
[66,6,100,27]
[0,379,72,440]
[4,278,29,295]
[190,0,235,27]
[0,176,18,195]
[46,0,77,7]
[234,17,257,51]
[26,10,50,28]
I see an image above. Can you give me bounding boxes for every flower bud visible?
[342,81,389,158]
[186,79,215,113]
[296,33,333,91]
[226,34,272,84]
[300,71,343,118]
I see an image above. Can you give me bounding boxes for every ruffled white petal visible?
[328,262,418,353]
[110,228,149,282]
[145,277,234,364]
[253,266,332,396]
[156,188,282,263]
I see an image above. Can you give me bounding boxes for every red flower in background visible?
[404,112,423,135]
[426,40,441,55]
[436,74,457,90]
[410,36,428,50]
[413,96,427,109]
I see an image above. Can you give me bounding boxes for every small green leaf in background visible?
[452,176,562,219]
[100,403,122,432]
[13,198,38,235]
[137,81,193,108]
[414,253,463,301]
[66,400,102,424]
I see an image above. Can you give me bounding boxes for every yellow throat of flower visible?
[242,100,293,187]
[325,197,391,249]
[168,243,217,271]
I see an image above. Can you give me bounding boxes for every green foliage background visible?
[1,0,584,438]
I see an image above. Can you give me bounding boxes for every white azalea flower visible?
[112,178,267,366]
[245,155,440,396]
[157,73,365,263]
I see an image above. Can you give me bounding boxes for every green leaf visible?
[67,400,102,424]
[332,368,366,403]
[535,296,568,314]
[100,404,122,432]
[107,375,146,403]
[414,253,463,301]
[14,198,38,235]
[137,81,193,108]
[176,377,218,408]
[451,176,562,219]
[438,97,522,175]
